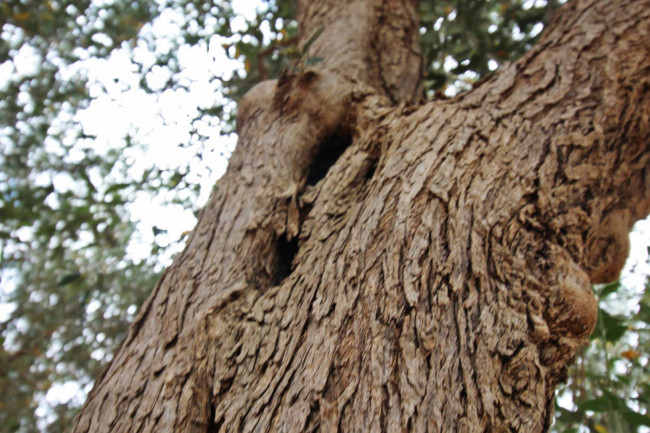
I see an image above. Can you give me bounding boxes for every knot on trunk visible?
[544,250,598,339]
[525,244,598,369]
[584,208,632,284]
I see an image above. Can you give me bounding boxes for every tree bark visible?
[73,0,650,432]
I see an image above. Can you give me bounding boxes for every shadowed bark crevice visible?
[306,132,353,187]
[206,401,217,433]
[304,399,321,432]
[275,233,299,285]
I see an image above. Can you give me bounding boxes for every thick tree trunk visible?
[73,0,650,432]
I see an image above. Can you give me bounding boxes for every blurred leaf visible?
[304,56,324,66]
[301,25,325,56]
[594,310,628,343]
[105,183,131,194]
[580,396,615,413]
[152,226,166,236]
[620,349,639,360]
[56,272,83,287]
[597,281,621,298]
[621,410,650,427]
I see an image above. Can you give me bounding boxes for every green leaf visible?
[304,56,324,66]
[301,25,325,56]
[621,410,650,427]
[152,226,166,236]
[597,281,621,298]
[56,272,82,287]
[105,183,131,194]
[580,390,630,413]
[554,404,585,424]
[636,290,650,323]
[579,396,613,413]
[593,310,628,343]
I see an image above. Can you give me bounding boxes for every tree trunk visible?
[73,0,650,432]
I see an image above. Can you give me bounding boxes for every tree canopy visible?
[1,1,648,432]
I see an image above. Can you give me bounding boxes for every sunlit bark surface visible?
[74,0,650,431]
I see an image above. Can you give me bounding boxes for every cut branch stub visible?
[235,71,355,241]
[297,0,422,103]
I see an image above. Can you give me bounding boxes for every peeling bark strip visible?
[73,1,650,432]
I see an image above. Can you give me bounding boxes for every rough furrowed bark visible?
[73,0,650,432]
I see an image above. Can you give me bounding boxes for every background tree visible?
[1,0,648,432]
[0,2,161,431]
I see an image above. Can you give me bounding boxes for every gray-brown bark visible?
[73,0,650,432]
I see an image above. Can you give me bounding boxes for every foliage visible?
[1,0,646,432]
[553,277,650,433]
[0,2,168,431]
[418,0,565,96]
[223,0,566,99]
